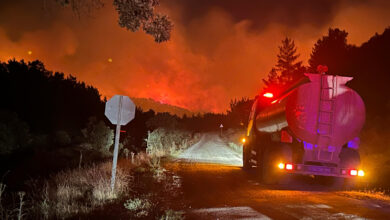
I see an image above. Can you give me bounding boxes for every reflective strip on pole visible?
[111,96,122,192]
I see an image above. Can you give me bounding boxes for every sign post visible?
[105,95,135,192]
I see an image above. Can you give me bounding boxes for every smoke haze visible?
[0,0,389,112]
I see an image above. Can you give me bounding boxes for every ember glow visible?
[0,0,389,112]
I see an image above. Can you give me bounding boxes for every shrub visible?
[160,209,184,220]
[124,197,152,218]
[54,130,71,146]
[146,128,200,158]
[81,117,114,155]
[0,111,31,155]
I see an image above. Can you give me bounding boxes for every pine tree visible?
[262,68,278,87]
[263,37,305,91]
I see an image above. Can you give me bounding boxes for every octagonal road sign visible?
[105,95,135,125]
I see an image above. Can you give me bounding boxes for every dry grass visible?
[160,209,185,220]
[338,189,390,202]
[49,161,131,218]
[124,196,152,218]
[5,160,133,219]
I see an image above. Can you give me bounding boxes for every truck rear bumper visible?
[278,163,364,178]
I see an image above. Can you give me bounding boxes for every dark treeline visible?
[309,28,390,127]
[0,60,104,134]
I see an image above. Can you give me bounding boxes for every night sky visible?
[1,0,389,112]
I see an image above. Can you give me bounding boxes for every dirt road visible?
[177,133,242,166]
[168,134,390,220]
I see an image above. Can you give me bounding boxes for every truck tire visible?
[261,144,293,185]
[339,147,360,168]
[261,147,276,184]
[243,141,252,170]
[337,147,360,190]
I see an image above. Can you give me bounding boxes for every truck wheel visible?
[339,147,360,168]
[242,142,252,170]
[261,148,278,184]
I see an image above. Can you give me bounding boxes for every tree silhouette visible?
[227,98,254,127]
[262,37,305,94]
[52,0,173,43]
[309,28,354,74]
[309,27,390,127]
[0,59,105,133]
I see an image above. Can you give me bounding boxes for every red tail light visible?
[286,163,293,170]
[350,169,358,176]
[263,92,274,98]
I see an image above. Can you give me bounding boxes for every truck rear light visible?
[286,163,293,170]
[350,169,358,176]
[278,163,285,169]
[358,170,365,177]
[341,169,347,175]
[263,92,274,98]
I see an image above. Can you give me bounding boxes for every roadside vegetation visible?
[146,128,201,158]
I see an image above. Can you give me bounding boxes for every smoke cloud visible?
[0,0,389,112]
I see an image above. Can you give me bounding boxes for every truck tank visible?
[255,73,365,164]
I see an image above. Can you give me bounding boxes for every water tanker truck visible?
[243,69,366,186]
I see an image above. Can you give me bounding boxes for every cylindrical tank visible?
[256,73,366,148]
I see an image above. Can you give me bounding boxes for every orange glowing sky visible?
[0,0,389,112]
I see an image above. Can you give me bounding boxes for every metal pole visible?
[111,96,123,192]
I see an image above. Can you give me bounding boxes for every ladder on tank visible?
[316,74,337,161]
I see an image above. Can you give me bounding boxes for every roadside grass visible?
[1,160,132,219]
[1,127,194,219]
[124,159,185,219]
[338,189,390,202]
